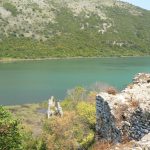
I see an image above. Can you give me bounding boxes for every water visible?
[0,57,150,105]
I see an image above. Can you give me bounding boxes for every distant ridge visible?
[0,0,150,58]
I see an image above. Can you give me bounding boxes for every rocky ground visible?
[96,73,150,150]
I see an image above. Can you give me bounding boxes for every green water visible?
[0,57,150,105]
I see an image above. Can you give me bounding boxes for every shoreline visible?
[0,55,150,63]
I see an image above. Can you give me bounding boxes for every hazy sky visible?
[121,0,150,10]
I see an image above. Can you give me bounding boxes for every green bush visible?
[0,106,23,149]
[80,132,95,149]
[0,106,46,150]
[61,99,74,111]
[23,133,46,150]
[76,102,96,127]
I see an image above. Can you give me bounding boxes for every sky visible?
[121,0,150,10]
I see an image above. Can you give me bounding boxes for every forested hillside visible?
[0,0,150,58]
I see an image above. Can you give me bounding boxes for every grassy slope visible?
[0,4,150,59]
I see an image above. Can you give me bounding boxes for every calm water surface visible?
[0,57,150,105]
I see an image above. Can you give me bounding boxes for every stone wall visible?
[96,95,121,143]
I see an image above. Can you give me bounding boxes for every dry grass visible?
[87,91,97,104]
[105,87,117,95]
[92,141,136,150]
[114,104,129,127]
[130,99,139,108]
[44,111,80,150]
[92,141,112,150]
[109,141,136,150]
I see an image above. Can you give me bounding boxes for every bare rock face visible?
[96,73,150,145]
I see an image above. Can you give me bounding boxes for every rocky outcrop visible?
[133,73,150,84]
[96,73,150,146]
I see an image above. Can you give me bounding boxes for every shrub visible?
[43,111,81,150]
[114,104,129,127]
[105,87,117,95]
[76,102,96,127]
[80,132,95,149]
[130,99,139,108]
[0,106,23,149]
[67,86,87,102]
[43,106,96,149]
[61,99,75,111]
[23,134,46,150]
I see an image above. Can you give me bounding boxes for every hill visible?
[0,0,150,59]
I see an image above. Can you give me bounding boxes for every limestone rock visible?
[96,73,150,147]
[133,73,150,84]
[135,133,150,149]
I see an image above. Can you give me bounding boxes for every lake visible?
[0,57,150,105]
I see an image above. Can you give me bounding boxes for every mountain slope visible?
[0,0,150,59]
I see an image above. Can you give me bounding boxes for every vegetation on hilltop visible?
[0,0,150,59]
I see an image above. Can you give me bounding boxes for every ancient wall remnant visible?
[96,73,150,146]
[96,95,121,143]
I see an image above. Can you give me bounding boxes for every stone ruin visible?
[96,73,150,148]
[47,96,63,118]
[96,95,121,143]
